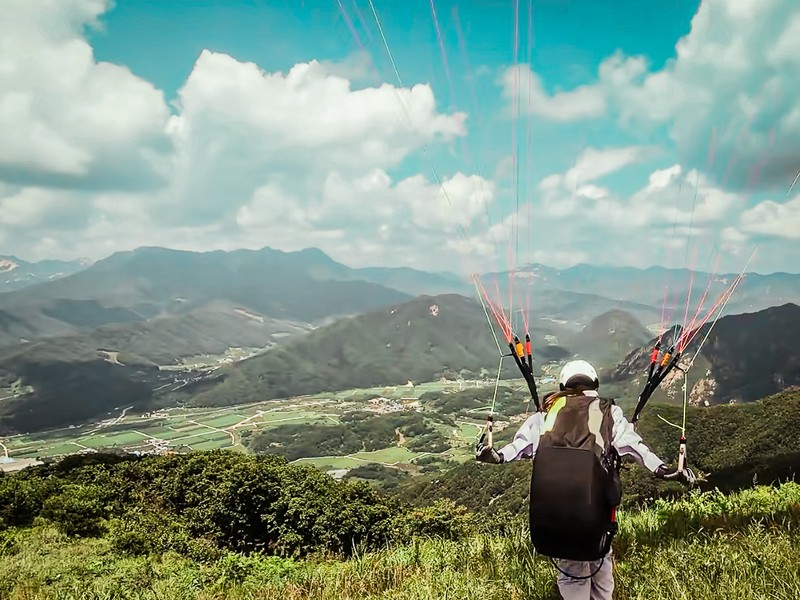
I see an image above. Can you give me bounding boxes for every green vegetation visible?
[2,403,336,459]
[1,450,798,599]
[1,381,498,478]
[420,384,534,419]
[0,308,312,434]
[343,463,410,490]
[246,411,452,461]
[572,309,653,370]
[396,388,800,515]
[0,451,471,560]
[189,294,573,408]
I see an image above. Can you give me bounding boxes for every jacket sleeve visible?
[610,405,665,472]
[497,413,544,462]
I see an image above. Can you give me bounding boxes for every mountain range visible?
[0,255,90,292]
[6,246,800,340]
[0,244,799,434]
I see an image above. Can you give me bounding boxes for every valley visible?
[0,378,512,477]
[1,245,799,481]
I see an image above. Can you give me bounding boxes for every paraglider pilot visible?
[476,359,695,600]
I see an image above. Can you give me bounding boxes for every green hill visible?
[187,294,575,407]
[610,303,800,406]
[0,309,312,434]
[570,309,653,370]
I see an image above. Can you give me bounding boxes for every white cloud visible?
[537,159,746,248]
[317,51,379,84]
[2,0,798,277]
[602,0,800,193]
[500,64,606,122]
[158,49,468,225]
[0,0,171,189]
[535,146,662,219]
[0,0,494,273]
[740,194,800,239]
[563,146,660,189]
[502,1,800,195]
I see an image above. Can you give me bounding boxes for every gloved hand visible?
[475,442,504,464]
[655,463,696,485]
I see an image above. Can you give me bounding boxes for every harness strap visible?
[549,556,605,580]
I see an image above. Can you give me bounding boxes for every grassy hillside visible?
[0,450,798,599]
[188,294,575,407]
[0,337,163,434]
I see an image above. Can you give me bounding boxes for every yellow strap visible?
[543,396,566,432]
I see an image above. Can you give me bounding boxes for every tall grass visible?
[2,483,799,599]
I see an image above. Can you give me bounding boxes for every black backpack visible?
[528,394,622,563]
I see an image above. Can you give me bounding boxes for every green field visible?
[295,456,366,470]
[1,379,504,474]
[200,414,248,428]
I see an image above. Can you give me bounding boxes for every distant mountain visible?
[0,246,413,349]
[351,266,472,297]
[609,303,800,406]
[482,263,800,326]
[569,310,654,371]
[187,294,577,407]
[530,289,661,328]
[0,255,90,292]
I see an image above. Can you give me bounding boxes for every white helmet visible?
[558,359,599,390]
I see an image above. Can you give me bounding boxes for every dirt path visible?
[396,428,406,446]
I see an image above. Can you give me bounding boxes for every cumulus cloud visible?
[562,146,661,189]
[534,147,710,227]
[740,194,800,240]
[528,153,751,270]
[606,0,800,193]
[502,0,800,194]
[500,65,606,122]
[159,49,468,225]
[0,0,172,190]
[0,0,495,272]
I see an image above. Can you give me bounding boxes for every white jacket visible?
[497,390,665,472]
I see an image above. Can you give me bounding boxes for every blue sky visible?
[2,0,799,275]
[87,0,696,180]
